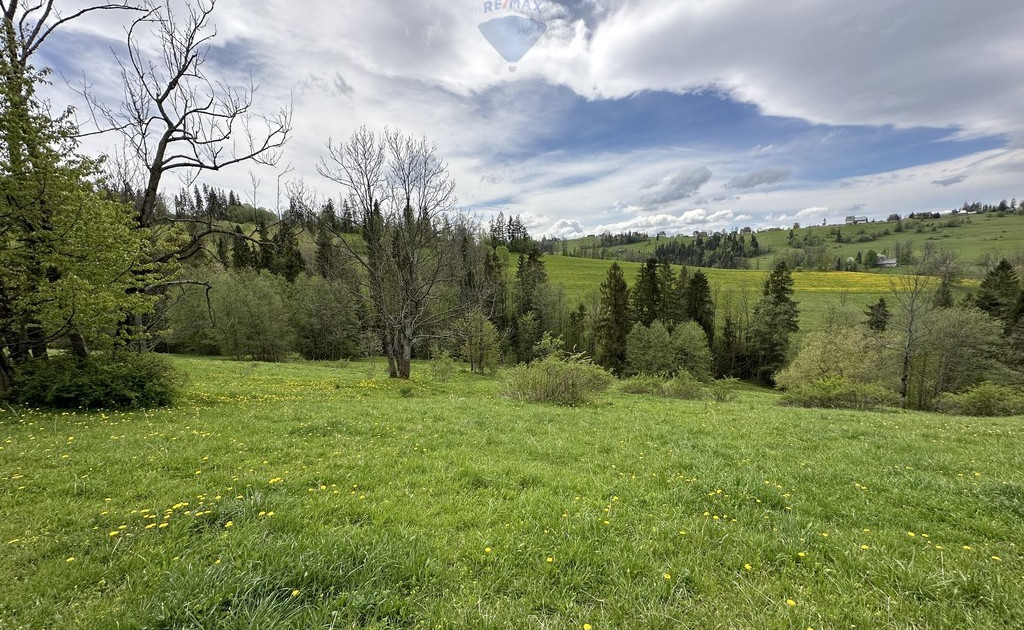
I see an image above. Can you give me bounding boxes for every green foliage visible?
[976,259,1021,326]
[865,297,891,332]
[428,351,458,384]
[706,377,739,402]
[501,354,613,405]
[1,26,153,384]
[630,259,660,327]
[454,309,501,374]
[748,262,800,384]
[209,271,295,362]
[661,370,707,400]
[594,262,631,375]
[779,376,899,410]
[287,274,360,361]
[670,320,713,381]
[682,270,715,343]
[935,383,1024,417]
[775,327,886,391]
[899,305,1010,410]
[625,321,674,376]
[12,353,183,410]
[618,374,665,395]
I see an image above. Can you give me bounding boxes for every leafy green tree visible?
[775,327,885,390]
[670,321,713,381]
[288,274,360,361]
[209,271,294,362]
[594,263,631,376]
[1,13,153,393]
[455,309,500,374]
[625,322,674,376]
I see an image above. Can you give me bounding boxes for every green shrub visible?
[619,374,664,395]
[935,383,1024,416]
[707,378,739,403]
[14,353,184,410]
[429,351,457,383]
[779,376,898,410]
[502,355,613,405]
[661,371,706,400]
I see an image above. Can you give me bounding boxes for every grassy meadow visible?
[543,256,897,333]
[3,356,1023,629]
[560,212,1024,272]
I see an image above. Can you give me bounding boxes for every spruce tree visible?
[683,270,715,344]
[595,262,631,376]
[748,261,799,384]
[976,259,1020,327]
[865,297,891,332]
[630,258,660,327]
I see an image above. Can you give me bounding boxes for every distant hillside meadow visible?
[2,357,1023,628]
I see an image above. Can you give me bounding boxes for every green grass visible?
[544,255,896,333]
[2,356,1023,628]
[560,212,1024,275]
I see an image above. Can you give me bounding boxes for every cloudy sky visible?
[38,0,1024,237]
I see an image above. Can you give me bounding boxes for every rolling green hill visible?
[558,211,1024,278]
[543,255,911,334]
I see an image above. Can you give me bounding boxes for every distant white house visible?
[845,216,870,225]
[875,255,898,268]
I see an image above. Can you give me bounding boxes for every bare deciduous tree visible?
[318,127,471,379]
[86,0,291,241]
[1,1,143,69]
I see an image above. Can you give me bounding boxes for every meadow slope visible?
[2,357,1022,629]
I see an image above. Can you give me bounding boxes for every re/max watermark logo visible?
[483,1,544,15]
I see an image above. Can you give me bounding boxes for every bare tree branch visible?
[82,0,291,231]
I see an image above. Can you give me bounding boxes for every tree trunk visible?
[69,331,89,359]
[0,350,14,396]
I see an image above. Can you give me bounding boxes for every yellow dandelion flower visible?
[546,557,554,564]
[907,532,916,538]
[786,599,796,607]
[992,556,1001,562]
[224,521,233,529]
[484,547,492,554]
[584,625,592,630]
[963,545,972,550]
[291,589,300,597]
[108,531,120,537]
[797,552,806,558]
[66,557,75,562]
[663,573,671,580]
[744,564,752,571]
[158,522,168,528]
[861,544,870,550]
